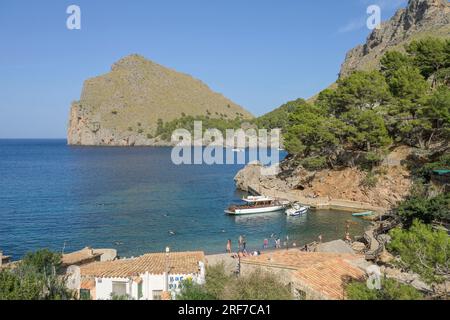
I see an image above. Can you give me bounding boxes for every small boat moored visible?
[352,211,374,217]
[225,195,286,215]
[285,203,310,217]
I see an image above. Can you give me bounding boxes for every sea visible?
[0,139,369,260]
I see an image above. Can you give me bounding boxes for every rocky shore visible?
[234,147,414,212]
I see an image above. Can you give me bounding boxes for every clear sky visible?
[0,0,408,138]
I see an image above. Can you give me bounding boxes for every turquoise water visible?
[0,140,369,259]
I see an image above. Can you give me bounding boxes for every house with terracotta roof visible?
[62,247,103,268]
[62,247,117,268]
[78,251,206,300]
[240,250,368,300]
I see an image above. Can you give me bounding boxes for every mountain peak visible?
[111,54,153,71]
[68,56,253,146]
[339,0,450,77]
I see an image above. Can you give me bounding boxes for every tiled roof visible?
[80,251,205,278]
[62,247,102,266]
[241,250,365,300]
[80,279,95,290]
[292,259,365,300]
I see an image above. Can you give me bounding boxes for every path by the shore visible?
[254,184,386,214]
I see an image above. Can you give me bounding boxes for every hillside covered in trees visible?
[263,38,450,172]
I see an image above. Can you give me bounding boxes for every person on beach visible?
[238,235,243,252]
[345,232,352,242]
[318,234,323,243]
[275,238,281,249]
[263,238,269,249]
[226,239,232,253]
[242,236,247,251]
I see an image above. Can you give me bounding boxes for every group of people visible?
[225,223,354,256]
[226,235,247,254]
[226,234,299,255]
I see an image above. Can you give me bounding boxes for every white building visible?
[78,251,205,300]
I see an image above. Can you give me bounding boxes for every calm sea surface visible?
[0,140,369,259]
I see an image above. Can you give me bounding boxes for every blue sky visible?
[0,0,408,138]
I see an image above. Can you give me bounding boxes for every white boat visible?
[285,203,310,217]
[225,195,286,215]
[232,148,244,152]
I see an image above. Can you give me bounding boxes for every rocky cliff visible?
[235,147,414,210]
[340,0,450,77]
[67,54,253,146]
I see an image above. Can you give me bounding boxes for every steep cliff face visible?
[340,0,450,77]
[67,54,253,146]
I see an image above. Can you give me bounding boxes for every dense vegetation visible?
[346,277,423,300]
[154,38,449,158]
[388,220,449,285]
[264,38,450,170]
[0,250,74,300]
[155,115,246,141]
[395,193,450,227]
[253,98,307,131]
[177,263,293,300]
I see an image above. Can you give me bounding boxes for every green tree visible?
[388,220,449,285]
[0,269,43,300]
[22,249,62,276]
[333,71,391,114]
[386,65,428,102]
[396,193,450,227]
[315,88,336,112]
[177,264,292,300]
[0,250,75,300]
[420,87,450,142]
[406,38,450,82]
[343,109,392,151]
[380,51,412,79]
[415,152,450,182]
[176,279,215,300]
[254,98,307,131]
[284,103,343,161]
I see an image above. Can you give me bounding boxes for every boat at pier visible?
[225,195,287,215]
[285,203,310,217]
[352,211,374,217]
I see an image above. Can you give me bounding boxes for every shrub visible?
[346,278,423,300]
[388,220,449,285]
[396,193,450,227]
[177,263,292,300]
[221,269,292,300]
[300,157,327,171]
[362,151,384,170]
[0,250,75,300]
[360,171,378,189]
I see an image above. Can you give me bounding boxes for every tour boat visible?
[225,195,286,215]
[232,148,244,152]
[285,203,310,217]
